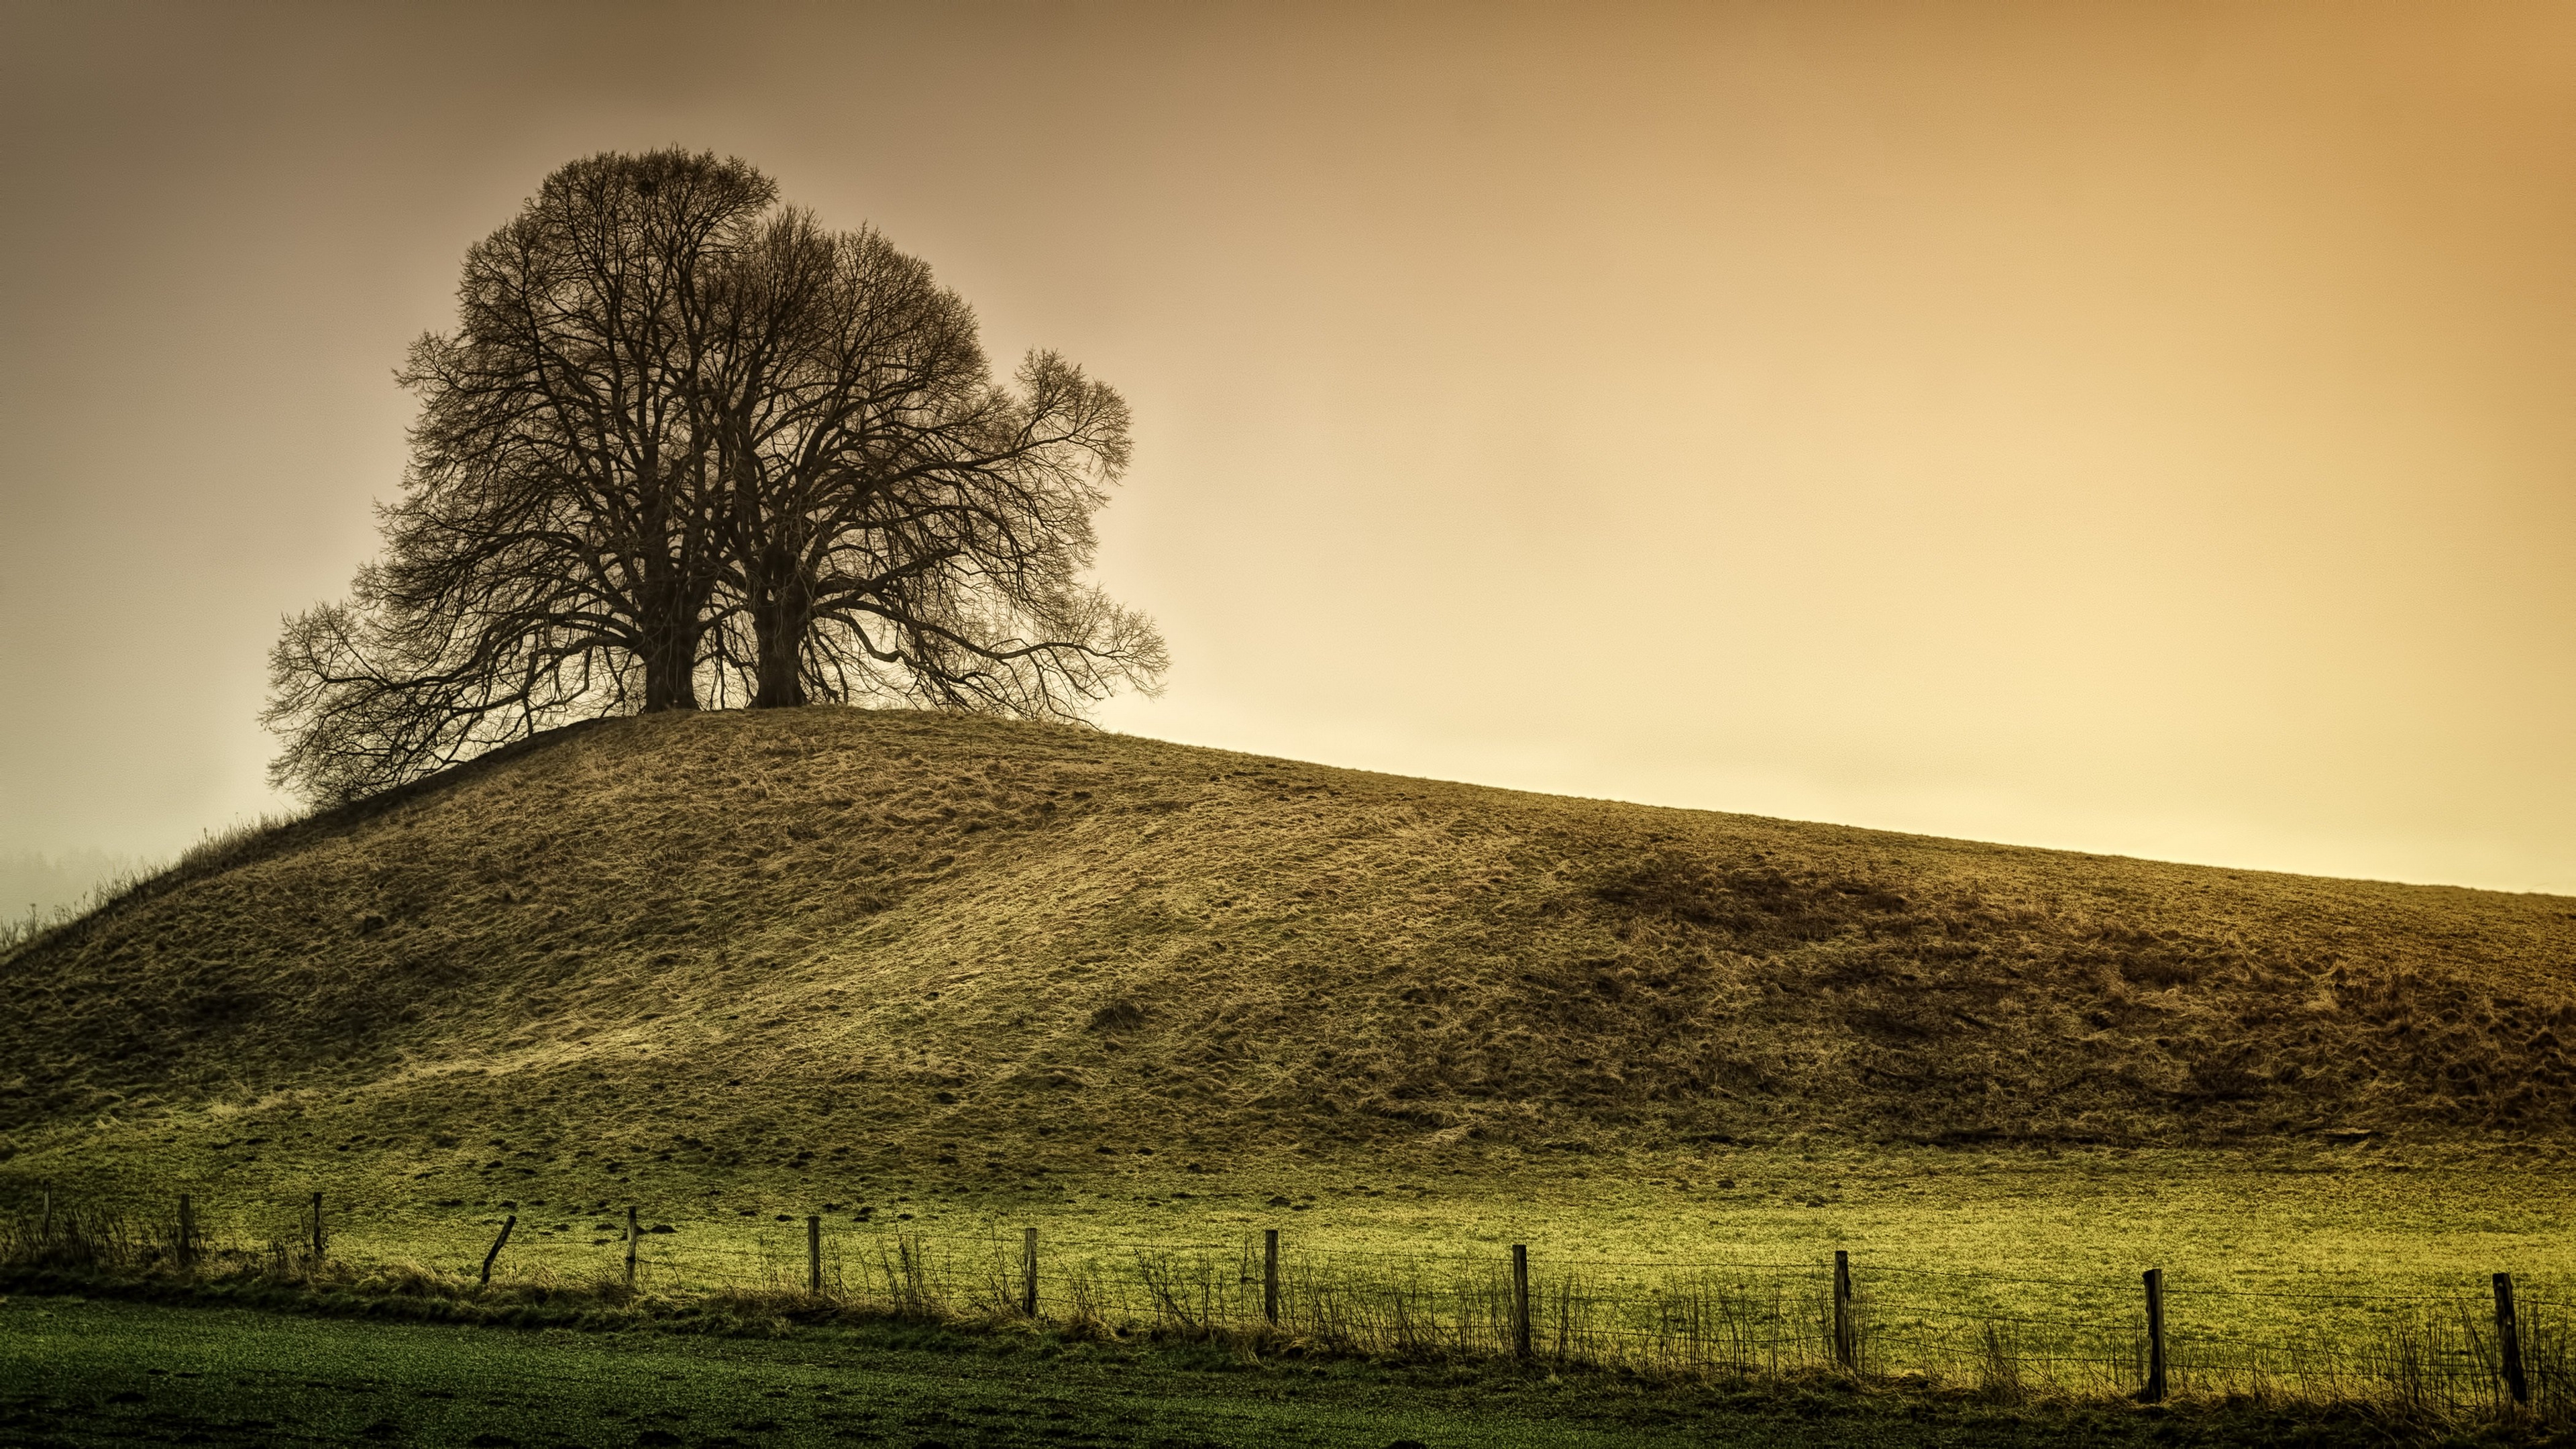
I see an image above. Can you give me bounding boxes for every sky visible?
[3,0,2571,905]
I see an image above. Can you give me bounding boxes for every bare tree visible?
[698,212,1167,713]
[267,149,1164,805]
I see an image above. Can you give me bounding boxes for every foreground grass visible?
[0,1292,2481,1448]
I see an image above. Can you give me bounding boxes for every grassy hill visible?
[3,706,2571,1199]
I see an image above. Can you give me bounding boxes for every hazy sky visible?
[4,1,2572,896]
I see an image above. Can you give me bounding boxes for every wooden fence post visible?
[311,1191,325,1263]
[806,1215,822,1293]
[2141,1269,2167,1403]
[1832,1249,1855,1372]
[625,1206,639,1289]
[1263,1228,1281,1326]
[1511,1244,1532,1362]
[1022,1226,1038,1316]
[177,1193,195,1268]
[480,1215,515,1285]
[2496,1272,2529,1407]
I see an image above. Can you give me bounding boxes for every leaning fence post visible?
[2495,1272,2529,1407]
[177,1193,196,1268]
[1022,1226,1038,1316]
[1263,1228,1281,1326]
[806,1215,822,1293]
[1511,1244,1532,1362]
[624,1206,639,1289]
[2141,1268,2167,1402]
[1832,1249,1855,1372]
[310,1191,325,1263]
[480,1214,515,1285]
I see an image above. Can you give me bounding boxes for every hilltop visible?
[2,708,2571,1199]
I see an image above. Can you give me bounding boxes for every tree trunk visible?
[639,614,702,713]
[633,442,703,714]
[741,509,810,707]
[749,586,808,708]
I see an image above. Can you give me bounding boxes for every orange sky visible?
[3,1,2571,894]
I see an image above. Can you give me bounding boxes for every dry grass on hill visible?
[1,707,2572,1197]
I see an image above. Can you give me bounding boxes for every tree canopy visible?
[266,150,1166,804]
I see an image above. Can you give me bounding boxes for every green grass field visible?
[13,1137,2569,1415]
[0,1292,2461,1448]
[36,1135,2570,1324]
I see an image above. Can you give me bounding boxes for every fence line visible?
[0,1191,2565,1428]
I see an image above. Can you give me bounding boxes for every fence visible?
[3,1187,2565,1428]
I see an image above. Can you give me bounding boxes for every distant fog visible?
[1,849,148,922]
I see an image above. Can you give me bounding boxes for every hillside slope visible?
[3,708,2572,1189]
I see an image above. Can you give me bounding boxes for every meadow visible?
[3,708,2571,1440]
[8,1135,2568,1428]
[9,1290,2424,1449]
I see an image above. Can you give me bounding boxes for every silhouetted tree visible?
[267,150,1163,804]
[696,209,1162,711]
